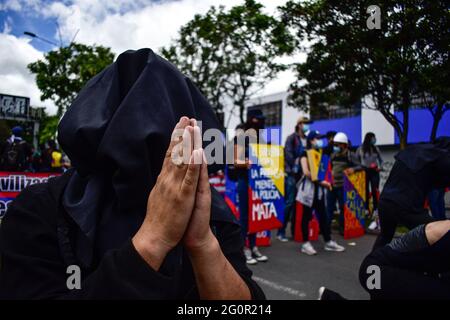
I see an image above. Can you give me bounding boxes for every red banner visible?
[0,172,60,219]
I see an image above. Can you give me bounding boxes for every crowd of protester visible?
[0,126,70,173]
[230,111,448,278]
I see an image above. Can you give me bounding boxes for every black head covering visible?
[395,136,450,173]
[58,49,234,268]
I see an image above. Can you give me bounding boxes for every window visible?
[310,101,361,121]
[247,100,282,127]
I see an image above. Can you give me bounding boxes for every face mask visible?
[314,140,324,149]
[302,124,310,133]
[333,146,341,153]
[371,138,377,145]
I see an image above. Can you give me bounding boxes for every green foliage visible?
[28,43,115,117]
[38,115,59,145]
[161,0,295,123]
[280,0,450,147]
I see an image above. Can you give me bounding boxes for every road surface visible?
[249,232,374,300]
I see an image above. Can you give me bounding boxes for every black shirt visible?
[0,173,265,300]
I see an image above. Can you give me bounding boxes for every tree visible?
[38,114,59,145]
[281,0,449,148]
[28,43,115,117]
[414,3,450,141]
[161,0,294,124]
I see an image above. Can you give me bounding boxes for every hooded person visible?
[0,48,265,300]
[373,136,450,249]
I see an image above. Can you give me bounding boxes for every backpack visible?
[2,139,27,171]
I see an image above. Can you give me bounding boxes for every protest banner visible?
[224,167,240,219]
[224,167,271,246]
[294,201,319,242]
[306,149,331,182]
[343,170,366,239]
[248,143,284,234]
[0,172,60,220]
[306,149,321,181]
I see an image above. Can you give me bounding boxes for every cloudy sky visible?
[0,0,299,115]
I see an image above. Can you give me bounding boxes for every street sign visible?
[0,94,30,119]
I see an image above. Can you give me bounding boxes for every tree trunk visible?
[398,93,410,150]
[430,103,444,142]
[239,103,245,124]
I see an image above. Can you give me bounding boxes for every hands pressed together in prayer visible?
[133,116,214,267]
[133,116,251,299]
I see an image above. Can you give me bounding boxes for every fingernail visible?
[193,126,202,149]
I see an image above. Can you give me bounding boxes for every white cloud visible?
[1,0,294,115]
[0,33,57,113]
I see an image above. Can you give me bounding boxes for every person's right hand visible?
[132,116,203,270]
[425,220,450,245]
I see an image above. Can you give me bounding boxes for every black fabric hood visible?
[57,48,233,267]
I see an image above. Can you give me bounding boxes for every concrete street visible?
[249,232,374,300]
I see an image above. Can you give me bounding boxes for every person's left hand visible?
[321,181,332,190]
[182,119,215,255]
[182,149,215,255]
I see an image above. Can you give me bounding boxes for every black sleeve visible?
[434,154,450,188]
[213,221,266,300]
[359,227,450,299]
[284,135,295,173]
[0,185,180,300]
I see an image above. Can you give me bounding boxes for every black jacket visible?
[0,171,265,299]
[380,137,450,215]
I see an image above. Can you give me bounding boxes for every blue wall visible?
[311,116,362,146]
[394,108,450,144]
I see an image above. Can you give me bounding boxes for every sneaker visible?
[324,240,345,252]
[301,241,317,255]
[368,220,378,231]
[244,248,258,265]
[276,235,289,242]
[252,247,268,262]
[318,286,346,300]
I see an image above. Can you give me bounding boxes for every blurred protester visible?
[38,143,52,172]
[61,154,72,172]
[0,126,32,172]
[278,116,312,242]
[360,220,450,299]
[355,132,383,231]
[31,144,43,172]
[323,131,337,156]
[0,49,264,299]
[47,140,63,173]
[234,109,269,265]
[373,137,450,249]
[326,132,362,234]
[297,130,345,255]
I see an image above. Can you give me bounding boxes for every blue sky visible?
[0,0,295,114]
[1,3,60,52]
